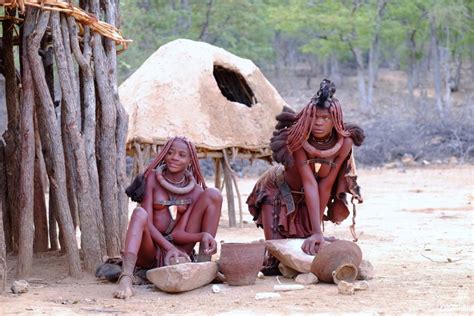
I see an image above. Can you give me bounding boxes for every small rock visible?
[11,280,29,294]
[255,292,281,300]
[273,284,304,292]
[337,280,354,295]
[278,263,299,279]
[295,273,318,285]
[353,280,369,291]
[401,153,416,166]
[211,284,221,293]
[357,260,374,280]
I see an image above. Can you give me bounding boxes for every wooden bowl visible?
[146,262,218,293]
[219,242,265,286]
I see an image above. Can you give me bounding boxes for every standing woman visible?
[114,137,222,299]
[247,79,365,272]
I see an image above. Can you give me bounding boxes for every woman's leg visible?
[180,188,222,255]
[113,207,155,299]
[261,204,283,240]
[260,204,283,275]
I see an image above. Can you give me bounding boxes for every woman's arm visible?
[141,175,176,252]
[318,137,353,217]
[294,148,323,235]
[169,201,205,244]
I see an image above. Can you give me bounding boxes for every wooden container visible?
[310,240,362,283]
[219,242,265,286]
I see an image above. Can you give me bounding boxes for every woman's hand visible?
[301,233,326,255]
[164,247,191,266]
[200,232,217,255]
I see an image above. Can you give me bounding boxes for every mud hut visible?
[119,39,287,226]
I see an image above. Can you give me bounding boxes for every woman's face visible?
[164,139,191,173]
[311,108,334,139]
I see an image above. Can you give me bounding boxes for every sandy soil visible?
[1,165,473,315]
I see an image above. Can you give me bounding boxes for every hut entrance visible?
[213,65,257,107]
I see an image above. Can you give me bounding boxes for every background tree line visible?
[119,0,473,164]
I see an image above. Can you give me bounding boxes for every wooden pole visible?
[214,158,222,190]
[17,7,42,278]
[222,158,236,227]
[0,145,7,293]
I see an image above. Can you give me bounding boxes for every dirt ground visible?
[1,165,473,315]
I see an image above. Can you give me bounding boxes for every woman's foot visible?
[113,274,134,299]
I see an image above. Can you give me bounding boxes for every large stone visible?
[266,239,314,273]
[146,262,218,293]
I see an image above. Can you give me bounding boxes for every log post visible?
[214,158,222,190]
[29,10,82,278]
[0,198,6,293]
[2,7,20,253]
[17,7,42,278]
[0,141,7,292]
[51,12,103,271]
[67,17,106,257]
[222,158,236,227]
[33,117,49,253]
[91,1,121,256]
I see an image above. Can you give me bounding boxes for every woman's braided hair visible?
[269,79,364,167]
[144,136,207,189]
[287,79,349,153]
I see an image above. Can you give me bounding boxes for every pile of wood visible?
[0,0,131,47]
[0,0,129,291]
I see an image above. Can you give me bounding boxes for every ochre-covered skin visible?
[114,137,223,299]
[247,79,365,263]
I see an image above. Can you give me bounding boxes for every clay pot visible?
[310,240,362,284]
[219,242,265,286]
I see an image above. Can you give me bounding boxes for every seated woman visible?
[114,136,222,299]
[247,79,365,272]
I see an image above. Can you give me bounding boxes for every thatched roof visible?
[119,39,287,156]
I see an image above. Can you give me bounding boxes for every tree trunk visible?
[29,11,82,278]
[352,46,368,110]
[2,7,20,253]
[67,17,107,257]
[51,12,103,272]
[451,51,462,92]
[33,117,49,253]
[430,17,443,115]
[367,0,387,108]
[16,7,42,278]
[91,4,121,255]
[406,30,418,107]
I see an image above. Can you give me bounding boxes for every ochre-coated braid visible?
[143,137,207,190]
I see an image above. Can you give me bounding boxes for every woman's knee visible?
[203,188,223,206]
[130,207,148,224]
